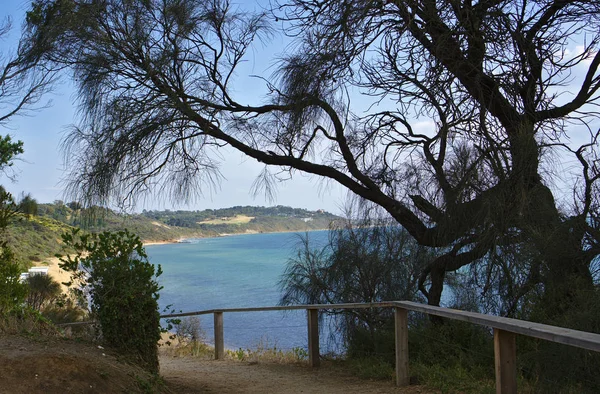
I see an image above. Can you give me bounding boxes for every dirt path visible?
[160,355,435,394]
[0,334,436,393]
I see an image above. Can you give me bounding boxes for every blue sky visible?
[1,1,597,216]
[0,0,347,214]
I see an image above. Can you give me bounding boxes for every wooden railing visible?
[160,301,600,394]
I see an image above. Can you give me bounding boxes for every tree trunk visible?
[427,266,445,307]
[525,184,594,324]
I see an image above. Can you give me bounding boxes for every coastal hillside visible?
[141,205,339,236]
[7,203,339,266]
[4,214,74,265]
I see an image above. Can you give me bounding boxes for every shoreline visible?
[142,227,330,246]
[143,239,188,246]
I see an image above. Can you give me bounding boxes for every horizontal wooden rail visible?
[394,301,600,353]
[159,301,397,318]
[160,300,600,353]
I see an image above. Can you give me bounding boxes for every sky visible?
[0,0,348,214]
[0,1,598,216]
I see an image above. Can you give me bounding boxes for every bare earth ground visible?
[0,335,155,394]
[0,334,436,393]
[159,354,436,394]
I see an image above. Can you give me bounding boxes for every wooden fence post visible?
[307,308,320,367]
[214,312,224,360]
[494,328,517,394]
[395,307,409,386]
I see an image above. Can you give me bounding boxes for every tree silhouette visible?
[0,14,54,127]
[18,193,38,216]
[25,273,61,311]
[26,0,600,317]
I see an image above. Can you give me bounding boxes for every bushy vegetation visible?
[0,185,29,317]
[280,214,600,392]
[58,229,163,373]
[0,186,64,337]
[142,205,338,234]
[34,202,338,248]
[148,205,336,227]
[18,193,38,217]
[25,273,61,311]
[38,202,203,242]
[281,216,435,347]
[0,244,27,315]
[4,215,73,264]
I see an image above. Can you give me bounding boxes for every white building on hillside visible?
[28,267,49,276]
[19,266,49,282]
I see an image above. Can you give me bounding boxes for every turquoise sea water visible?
[146,230,332,352]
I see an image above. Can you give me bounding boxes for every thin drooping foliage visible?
[24,0,600,319]
[280,215,435,346]
[25,273,61,311]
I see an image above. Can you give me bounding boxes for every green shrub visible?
[42,296,87,325]
[25,273,61,311]
[0,244,27,314]
[346,322,396,365]
[345,356,395,380]
[517,286,600,393]
[409,362,495,393]
[59,229,163,373]
[400,317,494,392]
[408,317,494,372]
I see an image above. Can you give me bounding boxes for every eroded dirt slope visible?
[0,335,155,394]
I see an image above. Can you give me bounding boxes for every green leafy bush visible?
[406,317,496,393]
[517,286,600,393]
[0,244,27,314]
[59,229,163,373]
[0,242,59,336]
[25,273,61,311]
[41,296,86,325]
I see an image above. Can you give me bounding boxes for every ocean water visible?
[146,230,333,352]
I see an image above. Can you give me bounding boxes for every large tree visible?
[0,13,54,127]
[0,10,53,181]
[27,0,600,316]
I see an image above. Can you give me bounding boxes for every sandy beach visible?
[143,239,185,246]
[43,238,181,290]
[43,240,177,292]
[43,257,73,294]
